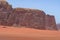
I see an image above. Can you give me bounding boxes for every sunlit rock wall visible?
[0,1,57,30]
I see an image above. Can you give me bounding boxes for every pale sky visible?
[7,0,60,24]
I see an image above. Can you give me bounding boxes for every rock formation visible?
[45,15,57,30]
[57,24,60,30]
[0,1,57,30]
[0,0,6,1]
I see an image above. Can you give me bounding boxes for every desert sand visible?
[0,26,60,40]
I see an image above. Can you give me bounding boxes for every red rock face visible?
[45,15,57,30]
[57,24,60,30]
[0,1,57,30]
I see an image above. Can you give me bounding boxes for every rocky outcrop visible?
[0,1,57,30]
[45,15,57,30]
[7,8,46,29]
[57,24,60,30]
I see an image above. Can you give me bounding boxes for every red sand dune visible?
[0,26,60,40]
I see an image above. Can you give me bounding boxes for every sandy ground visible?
[0,26,60,40]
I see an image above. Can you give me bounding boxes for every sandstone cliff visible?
[57,24,60,30]
[0,1,57,30]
